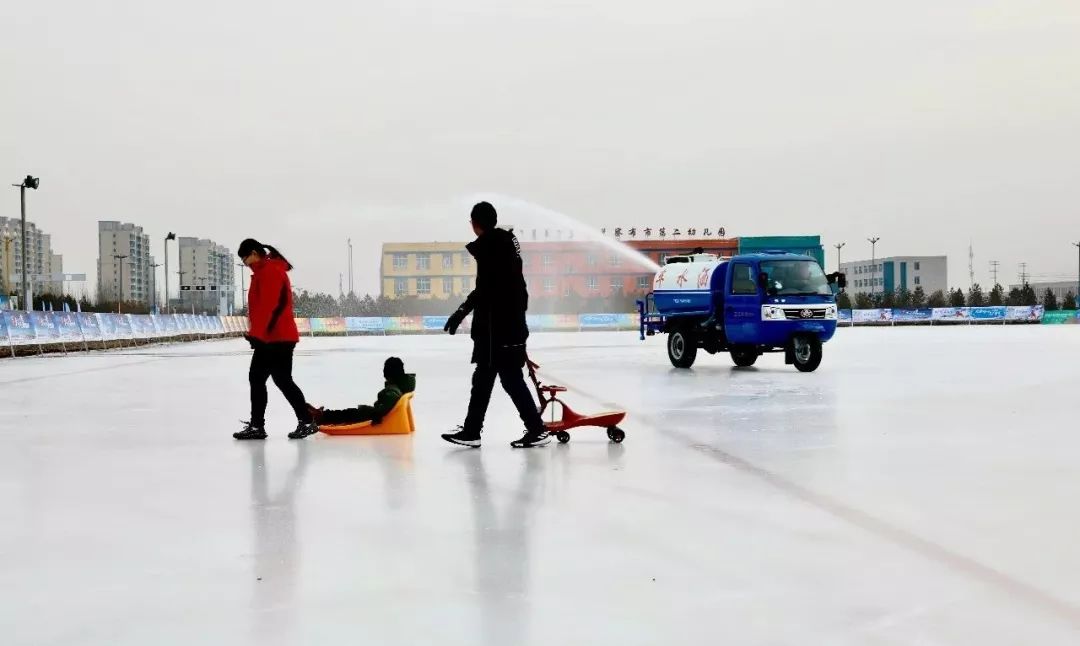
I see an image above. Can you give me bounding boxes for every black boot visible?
[234,421,267,440]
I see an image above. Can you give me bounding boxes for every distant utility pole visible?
[989,260,1000,286]
[339,273,344,299]
[968,241,975,289]
[1018,262,1028,287]
[867,237,880,296]
[833,242,845,272]
[347,238,354,295]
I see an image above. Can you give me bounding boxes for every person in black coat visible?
[441,202,549,448]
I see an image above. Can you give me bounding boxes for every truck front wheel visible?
[668,328,698,369]
[730,347,758,367]
[791,335,822,372]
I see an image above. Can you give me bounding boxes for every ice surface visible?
[3,327,1080,645]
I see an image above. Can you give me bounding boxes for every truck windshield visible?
[760,260,831,296]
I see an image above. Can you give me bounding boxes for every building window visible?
[443,277,453,294]
[610,276,623,292]
[416,253,431,271]
[462,254,471,267]
[587,276,599,291]
[462,276,471,290]
[914,276,921,286]
[565,265,574,274]
[542,253,553,267]
[544,277,554,294]
[395,278,408,296]
[637,276,649,290]
[417,277,431,295]
[442,254,454,270]
[587,254,597,266]
[914,262,920,271]
[659,253,669,265]
[522,254,531,267]
[610,254,621,267]
[564,284,572,297]
[393,254,407,271]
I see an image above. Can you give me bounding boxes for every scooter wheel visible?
[607,426,626,443]
[556,431,571,444]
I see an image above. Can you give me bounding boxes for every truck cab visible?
[639,251,844,372]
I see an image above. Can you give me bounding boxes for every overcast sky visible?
[5,0,1079,297]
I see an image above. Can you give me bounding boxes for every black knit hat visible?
[470,202,497,230]
[383,357,405,379]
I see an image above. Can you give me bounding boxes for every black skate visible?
[510,428,551,448]
[442,426,481,448]
[288,421,319,440]
[234,421,267,441]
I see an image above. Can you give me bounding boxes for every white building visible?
[1011,281,1078,307]
[98,221,155,306]
[177,237,235,314]
[0,217,64,301]
[841,255,948,296]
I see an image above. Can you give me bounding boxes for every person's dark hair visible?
[383,356,405,380]
[470,202,497,231]
[238,238,293,271]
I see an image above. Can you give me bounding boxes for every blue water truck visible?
[638,251,846,372]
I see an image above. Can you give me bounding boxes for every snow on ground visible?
[2,327,1080,645]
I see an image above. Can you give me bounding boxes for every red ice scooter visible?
[525,356,627,444]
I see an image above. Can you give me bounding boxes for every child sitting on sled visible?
[307,357,416,426]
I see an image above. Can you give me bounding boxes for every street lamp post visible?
[834,242,846,273]
[237,263,247,313]
[1073,242,1079,309]
[114,254,128,313]
[12,175,40,310]
[867,237,881,297]
[164,232,176,314]
[150,262,162,313]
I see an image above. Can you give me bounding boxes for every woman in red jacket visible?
[233,239,318,441]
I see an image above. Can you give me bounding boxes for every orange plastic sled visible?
[318,393,416,436]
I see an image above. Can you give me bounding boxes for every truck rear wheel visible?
[792,335,822,372]
[668,328,698,369]
[730,347,758,367]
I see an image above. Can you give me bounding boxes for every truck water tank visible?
[651,259,728,316]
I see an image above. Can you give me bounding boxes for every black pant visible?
[321,405,377,425]
[250,342,310,426]
[463,349,544,435]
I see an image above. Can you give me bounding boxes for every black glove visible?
[444,307,467,335]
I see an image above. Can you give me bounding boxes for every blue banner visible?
[853,309,892,323]
[97,313,118,339]
[179,314,195,333]
[130,315,155,338]
[346,317,388,332]
[1006,306,1044,322]
[932,307,970,321]
[838,309,853,322]
[3,311,35,345]
[423,316,449,331]
[53,312,83,342]
[614,313,635,329]
[580,313,620,328]
[891,308,933,322]
[114,314,134,339]
[0,311,8,342]
[79,313,103,341]
[30,312,60,342]
[969,306,1007,321]
[160,314,180,335]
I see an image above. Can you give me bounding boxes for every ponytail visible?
[263,244,293,271]
[238,238,294,271]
